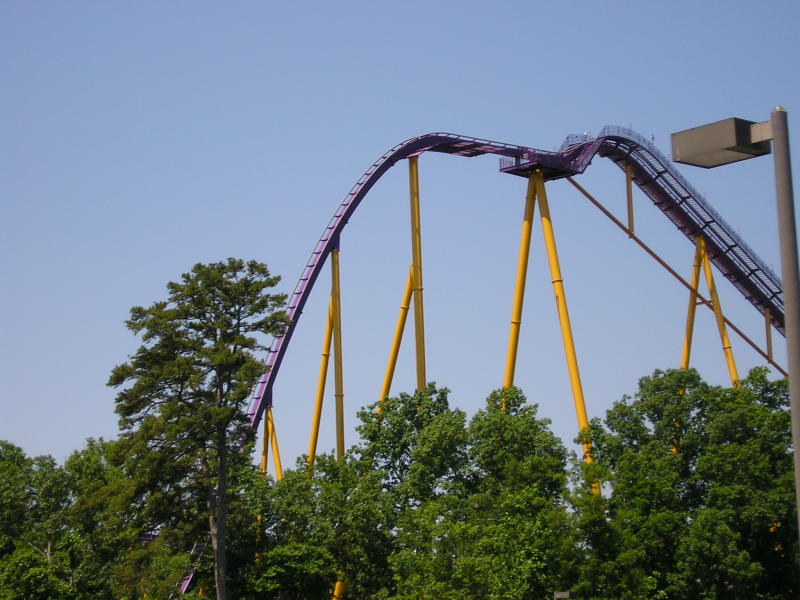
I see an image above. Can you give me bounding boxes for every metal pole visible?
[625,163,634,237]
[771,106,800,538]
[681,241,703,371]
[568,176,786,374]
[331,246,345,459]
[534,171,593,465]
[765,308,774,361]
[699,237,740,386]
[503,175,537,391]
[307,297,334,470]
[408,156,427,391]
[267,407,283,480]
[379,266,414,406]
[261,408,269,475]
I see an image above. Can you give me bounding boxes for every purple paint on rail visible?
[243,127,784,439]
[182,127,785,594]
[244,133,537,433]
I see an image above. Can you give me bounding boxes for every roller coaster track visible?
[243,126,784,433]
[177,127,786,594]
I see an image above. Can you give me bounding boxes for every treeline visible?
[1,260,797,599]
[2,371,797,599]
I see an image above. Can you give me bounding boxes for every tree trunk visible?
[207,509,225,600]
[211,429,228,600]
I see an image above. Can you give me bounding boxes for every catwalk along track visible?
[244,126,784,436]
[179,126,786,595]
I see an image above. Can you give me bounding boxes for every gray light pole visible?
[771,107,800,540]
[672,108,800,542]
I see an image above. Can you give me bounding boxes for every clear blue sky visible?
[2,1,798,468]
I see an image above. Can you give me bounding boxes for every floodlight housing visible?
[671,117,771,168]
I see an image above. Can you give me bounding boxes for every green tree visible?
[63,437,170,599]
[258,385,576,600]
[573,368,799,600]
[0,545,71,600]
[254,385,467,599]
[355,384,468,508]
[386,387,575,600]
[0,442,76,599]
[0,442,30,556]
[108,258,286,600]
[61,438,126,599]
[254,452,393,599]
[670,369,797,599]
[1,436,190,600]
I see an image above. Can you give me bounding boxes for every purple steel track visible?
[179,127,785,593]
[244,127,784,434]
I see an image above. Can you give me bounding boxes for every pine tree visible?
[108,259,286,600]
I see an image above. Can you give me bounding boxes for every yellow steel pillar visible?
[534,171,593,464]
[503,175,537,392]
[330,246,348,599]
[258,400,285,557]
[625,163,634,237]
[379,266,414,406]
[765,307,774,361]
[681,242,704,370]
[681,237,739,385]
[675,242,705,452]
[261,407,269,475]
[330,246,346,458]
[699,237,739,385]
[307,298,334,470]
[266,406,283,480]
[408,155,427,391]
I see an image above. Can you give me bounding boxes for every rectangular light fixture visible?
[671,117,771,168]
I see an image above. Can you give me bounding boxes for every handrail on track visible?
[244,127,785,434]
[595,126,783,334]
[244,132,543,431]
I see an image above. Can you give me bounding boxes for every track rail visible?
[244,128,784,433]
[597,126,783,334]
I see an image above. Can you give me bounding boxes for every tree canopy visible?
[1,251,796,600]
[253,370,798,599]
[107,258,286,600]
[254,385,577,599]
[573,368,799,600]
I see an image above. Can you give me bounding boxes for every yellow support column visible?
[331,246,348,599]
[681,242,704,370]
[379,266,414,407]
[503,175,537,393]
[765,307,774,361]
[258,415,268,551]
[331,246,346,458]
[698,237,740,385]
[308,298,334,469]
[534,171,593,464]
[675,242,705,452]
[261,406,270,475]
[408,156,427,392]
[625,163,634,237]
[266,406,283,480]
